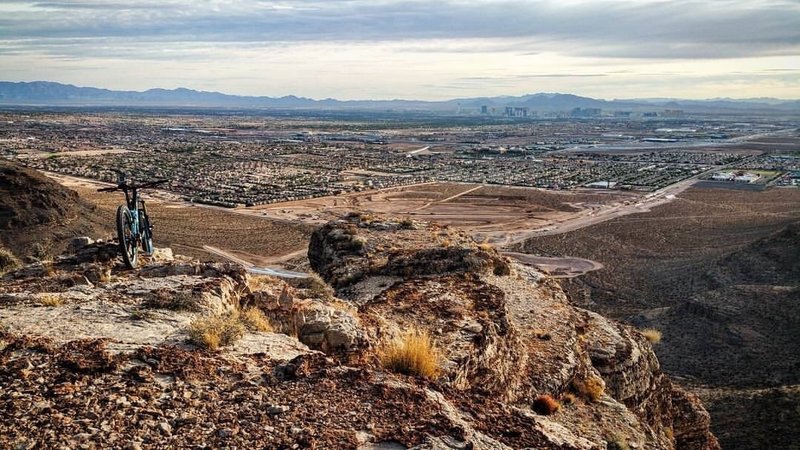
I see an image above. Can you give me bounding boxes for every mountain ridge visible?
[1,81,798,113]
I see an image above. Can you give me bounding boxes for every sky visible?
[0,0,799,100]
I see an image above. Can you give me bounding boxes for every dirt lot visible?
[52,174,313,263]
[242,182,636,245]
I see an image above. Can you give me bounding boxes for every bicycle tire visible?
[139,202,153,256]
[116,205,138,269]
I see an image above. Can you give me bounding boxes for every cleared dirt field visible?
[244,182,636,245]
[53,174,313,263]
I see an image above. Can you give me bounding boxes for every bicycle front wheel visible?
[139,205,153,256]
[116,205,138,269]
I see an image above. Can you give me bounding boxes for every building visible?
[711,171,761,183]
[571,108,601,118]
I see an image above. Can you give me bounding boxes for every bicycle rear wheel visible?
[116,205,138,269]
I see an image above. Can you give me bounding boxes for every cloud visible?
[0,0,797,60]
[0,1,798,99]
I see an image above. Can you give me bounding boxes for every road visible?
[410,185,483,212]
[407,146,431,155]
[202,245,308,278]
[499,157,748,247]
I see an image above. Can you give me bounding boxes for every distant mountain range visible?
[1,81,798,114]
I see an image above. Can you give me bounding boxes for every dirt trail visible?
[503,252,604,278]
[410,185,483,212]
[202,245,307,278]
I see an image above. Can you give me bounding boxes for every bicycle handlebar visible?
[96,179,169,193]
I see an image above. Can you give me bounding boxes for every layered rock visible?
[309,214,720,449]
[0,214,719,449]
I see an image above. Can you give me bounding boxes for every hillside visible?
[514,186,800,449]
[0,161,110,258]
[0,213,719,449]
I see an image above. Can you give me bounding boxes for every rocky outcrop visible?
[308,214,720,450]
[0,214,719,449]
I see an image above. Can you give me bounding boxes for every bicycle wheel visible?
[116,205,138,269]
[139,202,153,256]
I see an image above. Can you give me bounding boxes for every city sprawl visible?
[1,111,798,207]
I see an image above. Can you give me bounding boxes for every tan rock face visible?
[309,215,720,449]
[0,220,719,449]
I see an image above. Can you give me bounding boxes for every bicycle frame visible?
[121,186,142,243]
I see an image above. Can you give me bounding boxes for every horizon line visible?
[3,80,799,104]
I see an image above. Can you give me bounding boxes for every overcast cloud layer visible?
[1,0,798,99]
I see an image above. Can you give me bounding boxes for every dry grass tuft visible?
[477,242,494,252]
[380,327,442,379]
[247,274,278,293]
[288,273,334,301]
[400,217,415,229]
[144,290,199,311]
[39,294,63,307]
[240,307,273,332]
[129,308,158,321]
[561,392,577,405]
[188,312,245,350]
[532,395,561,415]
[573,374,605,402]
[350,235,367,250]
[640,328,663,344]
[0,247,20,274]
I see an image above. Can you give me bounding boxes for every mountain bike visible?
[97,171,168,269]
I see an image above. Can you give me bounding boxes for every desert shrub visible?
[240,307,273,332]
[640,328,662,344]
[573,374,605,402]
[561,392,577,405]
[39,294,63,307]
[350,235,367,251]
[477,243,494,252]
[31,241,53,261]
[532,395,561,415]
[606,436,631,450]
[0,247,20,274]
[42,262,55,277]
[491,256,511,276]
[400,217,415,229]
[288,273,334,301]
[188,312,245,350]
[380,328,441,379]
[144,290,199,311]
[247,274,278,292]
[129,308,157,321]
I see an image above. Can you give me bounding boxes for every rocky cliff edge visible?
[0,214,719,449]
